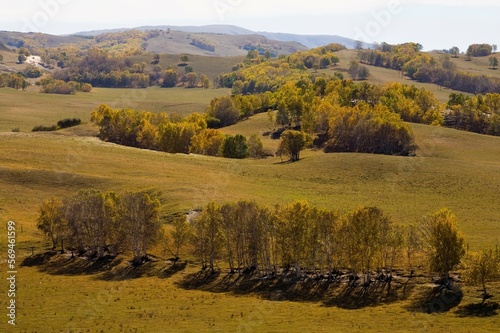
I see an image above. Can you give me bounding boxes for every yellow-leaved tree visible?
[420,208,466,277]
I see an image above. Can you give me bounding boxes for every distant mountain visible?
[73,25,254,37]
[257,32,363,49]
[74,24,364,49]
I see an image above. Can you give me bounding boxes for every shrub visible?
[40,79,76,95]
[32,125,58,132]
[57,118,82,129]
[23,65,43,78]
[221,134,248,159]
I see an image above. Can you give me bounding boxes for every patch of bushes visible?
[190,38,216,52]
[32,118,82,132]
[32,125,58,132]
[57,118,82,129]
[38,76,92,94]
[23,65,43,78]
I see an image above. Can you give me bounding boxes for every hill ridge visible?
[72,24,363,49]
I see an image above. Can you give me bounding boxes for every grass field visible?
[0,86,231,132]
[129,53,245,82]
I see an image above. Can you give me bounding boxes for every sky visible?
[2,0,499,51]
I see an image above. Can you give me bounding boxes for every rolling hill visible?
[0,28,308,57]
[74,24,366,49]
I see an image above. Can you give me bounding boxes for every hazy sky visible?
[2,0,499,51]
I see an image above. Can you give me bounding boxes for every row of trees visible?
[191,201,469,279]
[37,190,161,264]
[40,47,212,89]
[215,44,344,94]
[445,93,500,135]
[38,77,92,95]
[162,67,210,89]
[37,193,500,296]
[90,104,266,159]
[323,103,417,156]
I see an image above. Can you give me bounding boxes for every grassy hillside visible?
[145,31,307,57]
[0,29,307,59]
[1,120,499,248]
[437,51,500,78]
[129,53,245,82]
[319,50,489,103]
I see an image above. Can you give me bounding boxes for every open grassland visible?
[0,49,28,73]
[441,51,500,78]
[0,86,230,132]
[7,262,499,333]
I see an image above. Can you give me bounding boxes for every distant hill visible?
[74,24,365,49]
[144,30,307,57]
[0,28,307,57]
[0,25,366,59]
[0,31,90,49]
[257,32,364,49]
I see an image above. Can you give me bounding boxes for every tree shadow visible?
[35,254,123,276]
[455,302,499,317]
[177,270,411,308]
[158,261,188,279]
[405,282,463,314]
[21,251,59,267]
[96,258,187,281]
[322,280,409,309]
[178,269,222,290]
[21,251,187,281]
[97,259,156,281]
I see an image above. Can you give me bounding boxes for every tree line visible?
[190,201,499,299]
[36,194,500,297]
[47,47,211,89]
[445,93,500,135]
[216,43,344,94]
[0,73,28,90]
[37,76,92,95]
[190,201,468,279]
